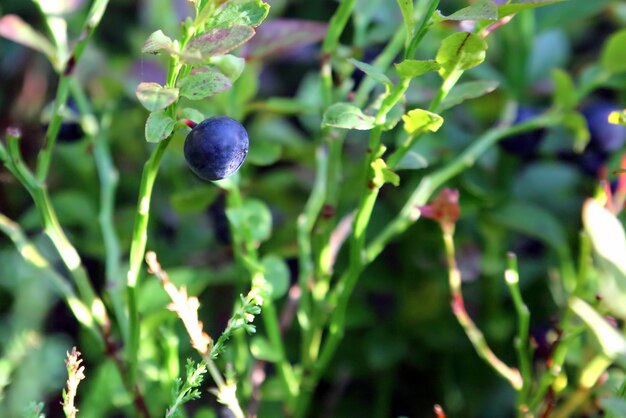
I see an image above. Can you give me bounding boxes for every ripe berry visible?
[582,101,626,153]
[183,116,249,181]
[500,107,545,158]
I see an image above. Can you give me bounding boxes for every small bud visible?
[419,188,460,233]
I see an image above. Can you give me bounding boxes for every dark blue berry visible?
[582,102,626,153]
[183,116,249,181]
[500,107,545,158]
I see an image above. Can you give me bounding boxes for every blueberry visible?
[183,116,249,181]
[582,102,626,153]
[500,107,545,158]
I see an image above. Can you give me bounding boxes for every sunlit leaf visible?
[436,32,488,78]
[185,26,255,60]
[395,60,440,79]
[207,0,270,29]
[402,109,443,135]
[142,30,174,55]
[601,29,626,75]
[498,0,564,17]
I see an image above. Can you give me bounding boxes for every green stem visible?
[321,0,357,54]
[505,253,532,408]
[35,0,110,182]
[366,112,561,263]
[443,230,522,390]
[126,137,172,386]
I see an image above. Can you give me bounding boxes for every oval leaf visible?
[241,19,327,60]
[185,26,255,60]
[261,255,289,300]
[601,29,626,75]
[322,103,375,130]
[402,109,443,135]
[178,70,232,100]
[142,30,174,54]
[395,60,440,79]
[207,0,270,29]
[583,199,626,318]
[136,82,179,111]
[145,110,176,143]
[348,58,391,87]
[226,199,272,242]
[498,0,564,18]
[444,0,497,21]
[436,32,487,77]
[439,80,499,111]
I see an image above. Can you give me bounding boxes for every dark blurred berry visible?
[500,107,545,158]
[42,99,84,142]
[582,101,626,153]
[559,149,608,178]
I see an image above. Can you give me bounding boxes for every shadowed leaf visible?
[185,26,255,60]
[242,19,327,60]
[443,0,497,21]
[322,103,375,130]
[439,80,499,111]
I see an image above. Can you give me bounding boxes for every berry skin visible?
[500,107,545,158]
[183,116,249,181]
[582,102,626,153]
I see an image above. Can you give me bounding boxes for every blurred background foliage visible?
[1,0,626,417]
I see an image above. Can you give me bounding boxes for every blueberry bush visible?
[1,0,626,417]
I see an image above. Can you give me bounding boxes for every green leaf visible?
[145,111,176,143]
[601,29,626,75]
[371,158,400,188]
[207,0,270,29]
[498,0,564,17]
[208,55,246,81]
[261,255,289,300]
[180,108,206,124]
[562,111,590,152]
[250,336,281,362]
[394,59,440,79]
[439,80,499,111]
[170,186,219,215]
[185,26,256,60]
[142,30,174,54]
[436,32,488,78]
[135,82,179,111]
[348,58,392,87]
[444,0,498,21]
[178,71,232,100]
[396,0,414,45]
[395,150,429,170]
[601,397,626,417]
[322,103,375,130]
[489,201,566,251]
[226,199,272,242]
[248,139,281,166]
[0,15,57,65]
[552,68,577,110]
[402,109,443,135]
[241,19,327,60]
[570,297,626,360]
[583,199,626,319]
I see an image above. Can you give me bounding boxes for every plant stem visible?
[505,253,532,407]
[35,0,110,182]
[443,230,522,390]
[125,137,172,387]
[367,112,561,263]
